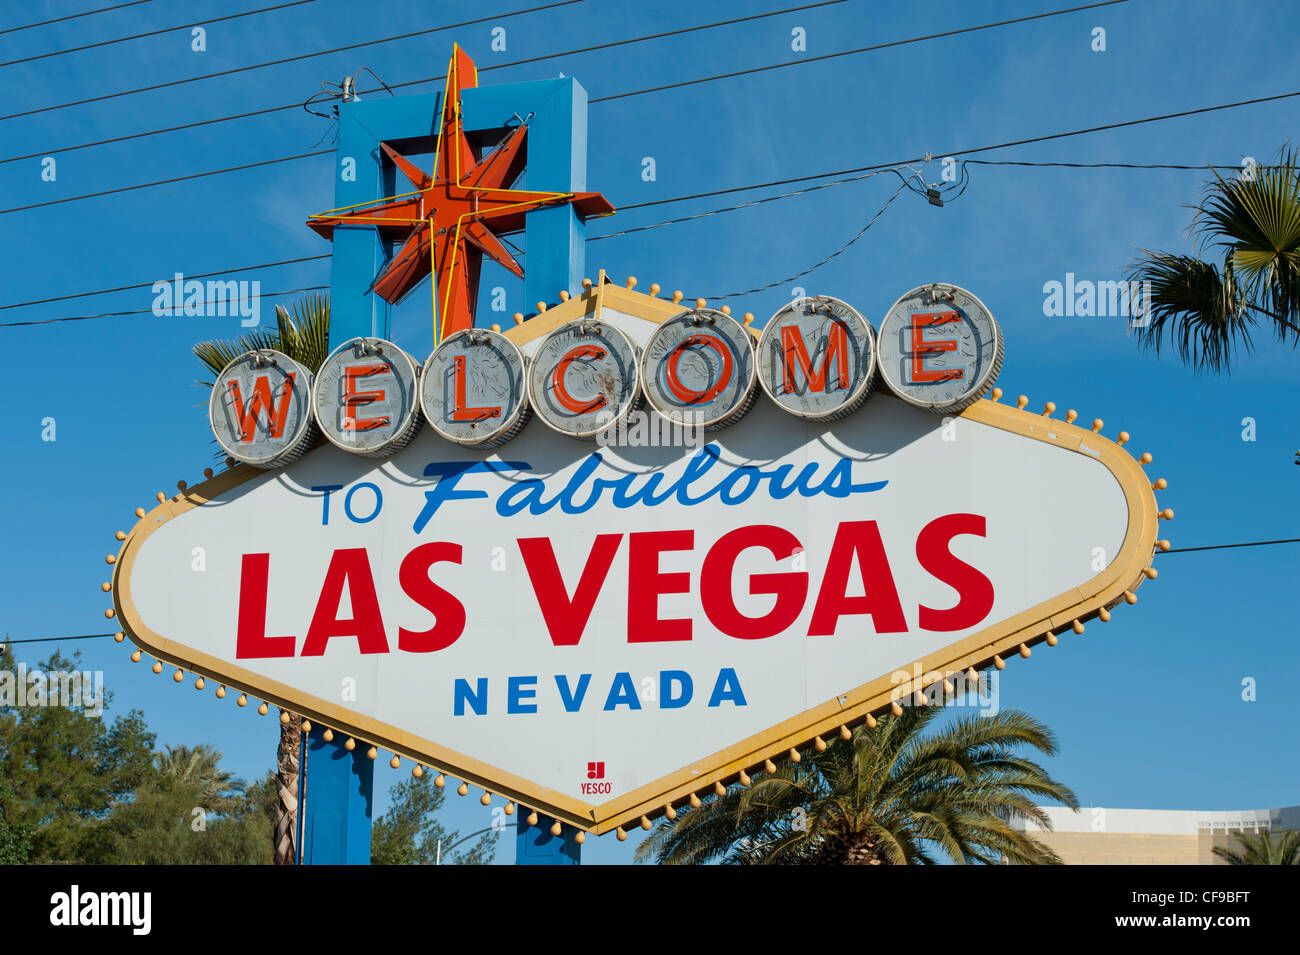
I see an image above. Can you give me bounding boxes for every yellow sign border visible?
[111,279,1165,835]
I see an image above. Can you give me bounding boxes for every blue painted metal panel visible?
[516,813,581,865]
[326,77,591,347]
[302,725,374,865]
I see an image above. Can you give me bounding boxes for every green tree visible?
[96,771,273,865]
[636,706,1078,865]
[0,646,155,863]
[371,774,498,865]
[1212,828,1299,865]
[1128,147,1300,373]
[0,778,32,864]
[193,294,328,865]
[155,743,245,812]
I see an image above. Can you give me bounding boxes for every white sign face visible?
[120,287,1159,834]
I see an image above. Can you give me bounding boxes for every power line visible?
[591,169,893,240]
[1161,538,1300,555]
[10,69,1295,224]
[702,180,912,300]
[0,255,330,312]
[0,0,1108,127]
[0,0,321,68]
[1,633,116,646]
[0,286,329,328]
[963,159,1243,170]
[0,131,1277,316]
[0,150,329,216]
[0,0,584,122]
[2,172,917,326]
[0,0,1144,216]
[590,0,1129,103]
[0,0,839,159]
[0,0,152,36]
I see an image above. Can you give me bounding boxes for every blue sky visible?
[1,0,1297,865]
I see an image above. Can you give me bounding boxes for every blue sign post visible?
[303,53,597,866]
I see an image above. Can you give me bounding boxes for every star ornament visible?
[308,45,615,342]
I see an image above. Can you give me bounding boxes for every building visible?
[1012,804,1300,864]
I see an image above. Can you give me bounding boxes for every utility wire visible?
[0,0,321,68]
[0,0,1105,125]
[5,71,1294,220]
[0,150,329,216]
[0,134,1274,316]
[1161,538,1300,555]
[590,169,893,240]
[0,254,331,311]
[0,0,152,36]
[0,0,839,155]
[1,633,116,646]
[590,0,1129,103]
[963,159,1244,170]
[7,174,887,325]
[0,286,329,327]
[0,0,583,121]
[701,179,912,300]
[1,172,920,326]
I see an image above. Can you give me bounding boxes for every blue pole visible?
[302,725,373,865]
[515,814,581,865]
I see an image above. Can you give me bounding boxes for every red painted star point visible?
[308,45,614,341]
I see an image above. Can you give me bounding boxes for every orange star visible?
[308,45,614,342]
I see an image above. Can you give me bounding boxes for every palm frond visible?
[1126,250,1254,373]
[192,294,331,386]
[640,708,1077,865]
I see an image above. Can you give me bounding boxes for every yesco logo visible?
[49,886,151,936]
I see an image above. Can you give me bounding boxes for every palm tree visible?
[155,743,245,812]
[636,706,1078,865]
[194,293,331,387]
[193,293,330,865]
[1128,147,1300,373]
[1212,828,1300,865]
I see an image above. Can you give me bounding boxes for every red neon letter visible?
[808,521,907,636]
[916,513,994,632]
[664,334,733,404]
[701,525,807,639]
[628,530,694,643]
[227,373,295,443]
[780,322,848,394]
[518,535,622,646]
[398,542,466,652]
[551,345,608,414]
[909,312,962,384]
[342,363,391,431]
[450,354,503,422]
[300,548,389,655]
[235,553,296,658]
